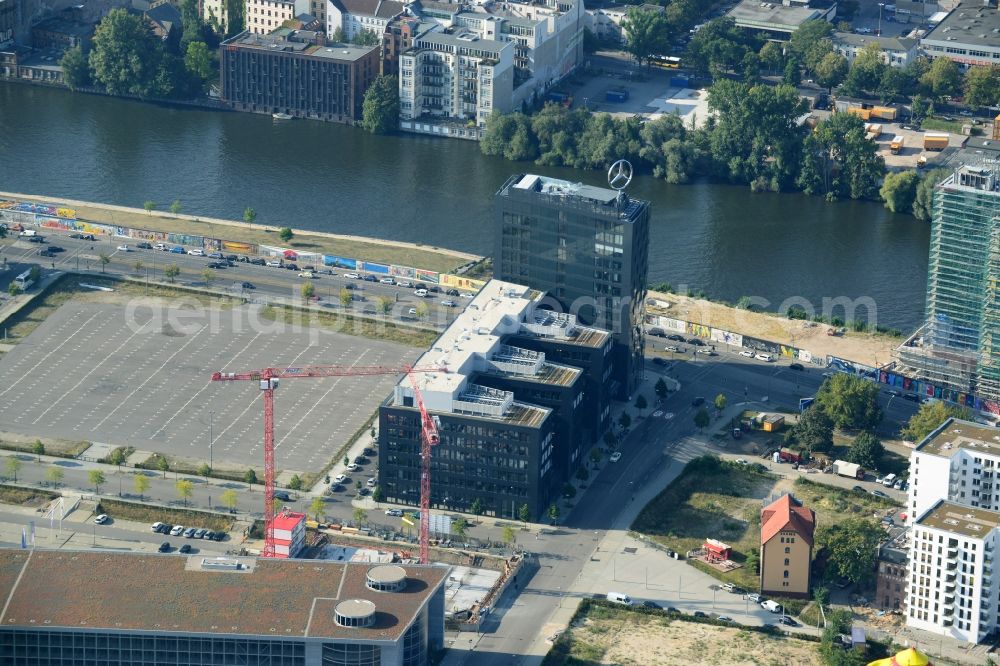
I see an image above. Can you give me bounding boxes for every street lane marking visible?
[0,311,101,400]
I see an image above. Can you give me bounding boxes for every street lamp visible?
[208,410,214,472]
[878,3,884,36]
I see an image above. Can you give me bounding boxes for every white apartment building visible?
[907,500,1000,642]
[245,0,311,34]
[203,0,229,33]
[399,28,513,127]
[832,31,919,67]
[905,418,1000,642]
[327,0,406,42]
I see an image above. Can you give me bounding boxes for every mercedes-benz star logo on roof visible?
[607,159,633,191]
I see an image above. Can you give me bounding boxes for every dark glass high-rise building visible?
[495,174,650,398]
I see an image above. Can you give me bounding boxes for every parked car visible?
[207,252,223,259]
[194,528,208,539]
[610,451,622,463]
[284,263,299,271]
[692,396,705,407]
[739,350,755,357]
[71,233,97,241]
[46,245,64,253]
[357,487,370,496]
[94,514,109,524]
[183,527,197,538]
[170,246,185,253]
[385,508,404,517]
[687,338,705,346]
[717,616,734,622]
[693,611,708,618]
[441,299,457,307]
[354,455,367,465]
[789,363,804,371]
[151,521,165,532]
[265,259,283,267]
[273,491,292,501]
[778,616,798,627]
[37,248,55,257]
[343,272,360,279]
[346,463,359,471]
[249,257,266,265]
[179,544,193,554]
[187,249,205,256]
[641,601,663,610]
[116,245,131,252]
[158,542,171,552]
[903,393,920,402]
[446,288,460,296]
[236,281,255,290]
[746,593,763,603]
[653,357,667,366]
[203,531,216,541]
[696,348,717,356]
[396,280,413,288]
[871,489,889,498]
[379,277,395,284]
[207,261,227,269]
[170,525,185,536]
[666,334,685,342]
[754,353,774,362]
[334,474,347,484]
[211,531,226,541]
[136,242,153,249]
[363,274,378,282]
[298,271,317,279]
[664,345,680,353]
[893,479,905,490]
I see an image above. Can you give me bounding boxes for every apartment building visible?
[245,0,311,34]
[327,0,406,42]
[495,173,650,399]
[759,494,815,599]
[202,0,229,33]
[906,500,1000,642]
[921,2,1000,68]
[832,32,919,67]
[378,279,611,521]
[398,27,513,127]
[895,165,1000,407]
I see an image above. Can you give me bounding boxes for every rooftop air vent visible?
[367,564,408,592]
[335,599,376,628]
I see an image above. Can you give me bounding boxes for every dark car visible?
[27,235,45,243]
[853,485,866,493]
[249,257,266,266]
[212,531,226,541]
[428,286,441,293]
[693,611,708,618]
[363,447,376,456]
[157,524,173,534]
[363,274,377,282]
[871,489,889,498]
[778,616,798,627]
[641,600,663,610]
[203,531,215,540]
[446,288,460,296]
[903,393,920,402]
[357,487,370,496]
[158,542,171,552]
[238,281,255,289]
[653,357,667,366]
[353,455,367,465]
[285,263,299,271]
[329,483,345,493]
[47,245,65,253]
[224,254,238,262]
[667,606,679,613]
[692,396,705,407]
[179,544,192,554]
[273,491,292,501]
[207,252,223,259]
[648,328,666,338]
[789,363,804,371]
[688,338,705,346]
[37,248,55,257]
[136,242,153,250]
[666,334,685,342]
[207,261,228,269]
[69,233,96,241]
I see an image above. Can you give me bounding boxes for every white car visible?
[265,259,283,267]
[664,345,680,353]
[94,514,109,524]
[153,243,168,251]
[346,463,359,471]
[334,474,347,483]
[397,280,413,288]
[738,350,755,357]
[754,353,773,362]
[696,348,717,356]
[170,525,185,536]
[116,244,131,252]
[610,451,622,463]
[407,308,417,315]
[151,521,165,532]
[459,293,475,299]
[379,277,395,284]
[298,271,317,279]
[187,248,205,256]
[343,272,360,279]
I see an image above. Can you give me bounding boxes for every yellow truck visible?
[871,106,897,121]
[890,135,904,154]
[924,133,950,151]
[917,155,927,168]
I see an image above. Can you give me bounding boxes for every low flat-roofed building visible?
[726,0,836,40]
[220,28,379,122]
[832,31,918,67]
[0,549,448,665]
[921,2,1000,68]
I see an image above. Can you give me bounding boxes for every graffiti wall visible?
[439,274,486,291]
[324,255,357,270]
[416,269,439,284]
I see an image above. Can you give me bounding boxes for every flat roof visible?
[917,500,1000,538]
[916,417,1000,458]
[0,550,447,641]
[727,0,828,30]
[416,30,508,56]
[224,30,377,61]
[923,3,1000,48]
[500,173,650,222]
[832,31,917,51]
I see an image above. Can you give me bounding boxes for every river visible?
[0,83,931,331]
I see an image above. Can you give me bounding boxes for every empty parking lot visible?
[0,298,417,473]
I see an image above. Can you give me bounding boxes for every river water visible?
[0,84,931,331]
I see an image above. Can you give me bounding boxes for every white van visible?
[414,288,428,298]
[761,599,782,613]
[721,583,736,592]
[18,229,37,237]
[606,592,633,606]
[882,473,897,488]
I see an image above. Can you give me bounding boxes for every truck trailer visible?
[924,133,949,151]
[833,459,864,480]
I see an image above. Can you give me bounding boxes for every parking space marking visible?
[90,324,207,431]
[0,311,102,400]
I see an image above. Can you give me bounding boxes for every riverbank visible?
[0,191,479,275]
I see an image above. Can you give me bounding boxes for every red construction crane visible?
[211,364,443,562]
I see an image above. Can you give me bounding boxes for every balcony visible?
[944,593,956,605]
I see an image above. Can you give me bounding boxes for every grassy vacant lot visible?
[920,118,969,135]
[261,303,438,348]
[543,601,821,666]
[0,484,59,507]
[18,195,473,274]
[792,477,902,517]
[98,498,235,532]
[632,456,777,591]
[828,434,910,478]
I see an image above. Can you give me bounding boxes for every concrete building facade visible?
[726,0,836,40]
[921,2,1000,68]
[832,31,919,67]
[327,0,406,42]
[220,29,378,122]
[378,280,611,521]
[0,549,448,666]
[246,0,311,35]
[494,173,650,399]
[759,494,815,599]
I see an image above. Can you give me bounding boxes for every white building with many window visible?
[327,0,407,42]
[832,31,919,67]
[906,418,1000,642]
[921,2,1000,68]
[245,0,311,34]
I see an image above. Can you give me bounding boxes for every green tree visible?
[244,468,258,487]
[481,112,538,162]
[502,525,517,545]
[470,497,484,518]
[914,168,950,222]
[621,7,671,67]
[99,253,111,273]
[352,507,368,525]
[198,462,212,477]
[414,301,429,320]
[844,42,886,95]
[352,28,379,46]
[879,170,920,215]
[220,488,239,511]
[300,282,315,301]
[910,94,931,122]
[310,496,326,521]
[639,114,694,184]
[108,448,125,467]
[686,17,758,78]
[243,207,256,225]
[847,431,884,469]
[133,259,143,274]
[89,9,163,97]
[451,517,469,538]
[202,267,215,285]
[618,411,631,430]
[339,287,352,307]
[603,430,618,449]
[655,377,668,400]
[376,296,393,315]
[921,56,963,101]
[814,51,849,92]
[814,112,885,200]
[518,503,531,524]
[759,41,784,74]
[144,200,156,214]
[589,447,603,467]
[179,0,203,45]
[7,283,20,297]
[133,473,150,499]
[372,487,383,503]
[60,45,91,89]
[818,518,884,585]
[46,466,64,488]
[575,466,589,482]
[31,439,45,462]
[789,19,834,72]
[694,407,710,430]
[793,407,835,453]
[713,393,727,413]
[288,474,302,490]
[164,263,180,283]
[901,401,973,442]
[816,373,883,430]
[184,41,213,87]
[4,457,21,482]
[330,26,345,43]
[278,226,293,242]
[361,74,400,134]
[547,503,560,525]
[175,478,194,505]
[635,394,648,414]
[964,65,1000,109]
[783,57,802,86]
[156,455,170,478]
[88,469,105,493]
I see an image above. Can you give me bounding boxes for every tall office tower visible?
[494,174,650,399]
[896,165,1000,405]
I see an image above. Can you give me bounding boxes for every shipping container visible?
[606,88,629,103]
[924,133,949,151]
